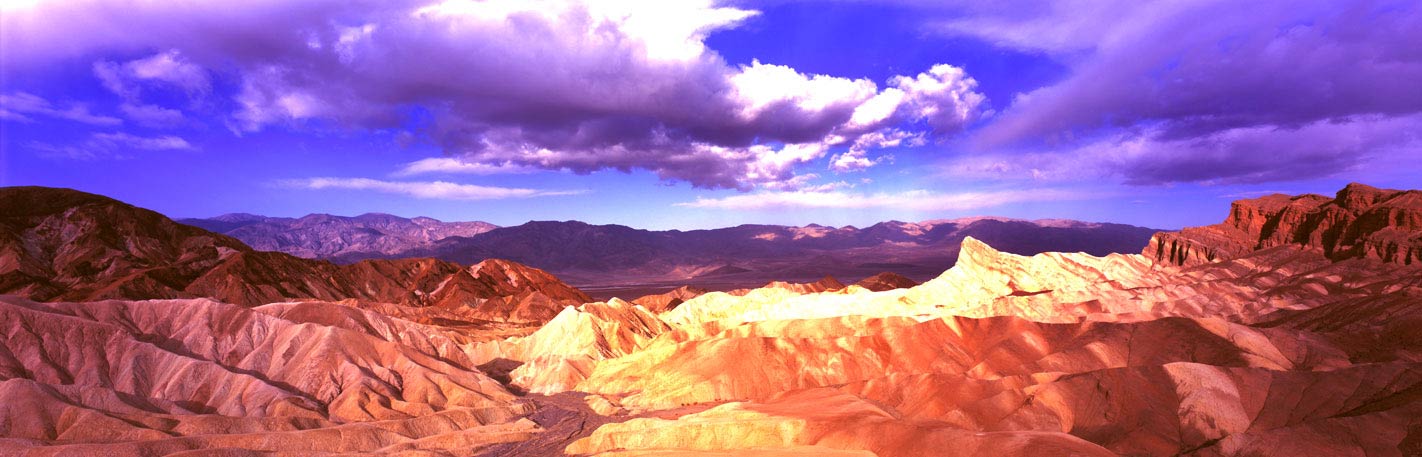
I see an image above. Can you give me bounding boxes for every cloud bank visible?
[3,0,985,189]
[676,188,1089,211]
[934,0,1422,185]
[285,177,585,200]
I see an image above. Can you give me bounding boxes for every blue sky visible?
[3,0,1420,230]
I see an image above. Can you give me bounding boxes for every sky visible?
[2,0,1419,230]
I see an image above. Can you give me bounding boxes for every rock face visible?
[0,186,588,321]
[1146,183,1422,266]
[181,212,497,261]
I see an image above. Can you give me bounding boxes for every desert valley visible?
[5,1,1421,455]
[1,182,1419,456]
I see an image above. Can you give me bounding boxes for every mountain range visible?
[184,211,1160,296]
[179,212,497,261]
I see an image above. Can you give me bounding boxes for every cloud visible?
[2,0,985,190]
[28,132,193,160]
[676,188,1089,211]
[0,92,121,126]
[913,0,1422,186]
[285,177,586,200]
[827,129,918,172]
[943,114,1422,185]
[758,173,855,192]
[91,132,193,150]
[119,103,186,128]
[942,1,1422,148]
[393,157,535,177]
[122,50,211,95]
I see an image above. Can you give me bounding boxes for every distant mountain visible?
[401,217,1161,288]
[171,198,1160,291]
[180,213,497,261]
[1,187,585,323]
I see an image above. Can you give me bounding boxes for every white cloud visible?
[0,92,121,126]
[676,188,1090,211]
[94,50,209,103]
[889,64,986,131]
[729,60,878,120]
[90,132,192,150]
[28,132,193,160]
[393,157,534,177]
[287,177,586,200]
[829,150,880,172]
[119,103,185,127]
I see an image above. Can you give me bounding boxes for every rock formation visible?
[0,296,539,455]
[630,285,708,312]
[851,271,920,291]
[1146,182,1422,266]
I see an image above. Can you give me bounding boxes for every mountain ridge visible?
[182,208,1162,292]
[0,186,587,322]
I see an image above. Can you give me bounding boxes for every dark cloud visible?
[935,0,1422,184]
[944,114,1422,185]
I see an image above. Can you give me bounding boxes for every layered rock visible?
[471,298,672,394]
[0,296,542,454]
[1146,183,1422,266]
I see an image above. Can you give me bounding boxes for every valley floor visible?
[3,237,1420,456]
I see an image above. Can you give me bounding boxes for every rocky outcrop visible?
[0,187,588,320]
[631,285,708,313]
[1146,183,1422,266]
[729,275,846,296]
[852,272,920,291]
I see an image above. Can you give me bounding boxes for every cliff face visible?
[1145,183,1422,266]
